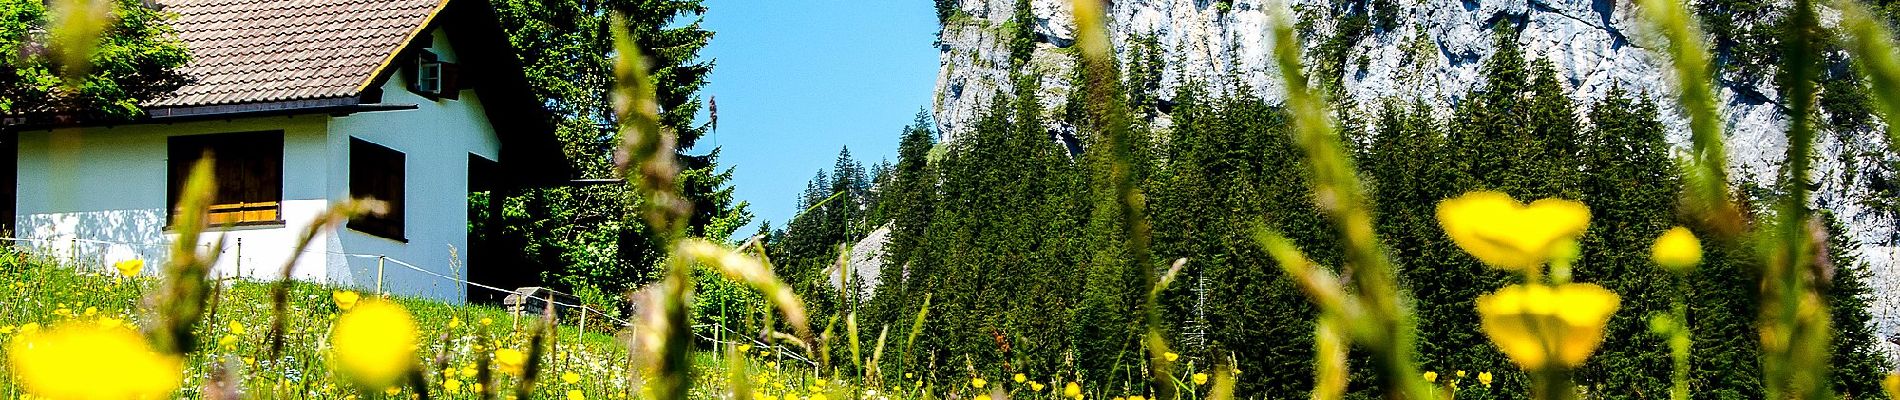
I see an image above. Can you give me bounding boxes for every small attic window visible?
[417,50,443,92]
[410,50,460,100]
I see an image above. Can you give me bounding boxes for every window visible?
[410,50,460,100]
[167,131,284,226]
[349,138,405,240]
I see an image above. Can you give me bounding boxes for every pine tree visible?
[1820,211,1892,398]
[1569,89,1683,397]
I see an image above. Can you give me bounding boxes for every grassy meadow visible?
[8,0,1900,399]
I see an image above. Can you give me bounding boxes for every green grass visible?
[0,248,645,399]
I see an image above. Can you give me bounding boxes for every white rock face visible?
[934,0,1900,347]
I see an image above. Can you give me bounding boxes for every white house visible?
[1,0,568,302]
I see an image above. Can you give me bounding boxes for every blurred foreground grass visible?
[0,249,817,399]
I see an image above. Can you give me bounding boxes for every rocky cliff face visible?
[934,0,1900,345]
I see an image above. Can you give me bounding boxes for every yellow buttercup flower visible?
[1191,373,1208,385]
[1030,381,1046,392]
[495,348,527,375]
[568,390,586,400]
[385,387,402,396]
[1651,226,1702,273]
[1476,283,1621,370]
[113,259,143,277]
[229,321,246,335]
[1163,352,1179,362]
[1455,370,1465,378]
[1130,396,1146,400]
[6,322,183,399]
[1064,382,1082,399]
[977,395,993,400]
[1437,191,1592,270]
[1422,371,1437,383]
[971,377,986,389]
[1478,371,1493,387]
[332,290,361,311]
[1014,373,1026,383]
[330,299,419,388]
[563,371,580,384]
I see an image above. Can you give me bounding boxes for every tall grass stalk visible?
[1259,2,1433,399]
[1634,0,1744,235]
[1637,0,1839,398]
[1836,0,1900,156]
[611,13,813,400]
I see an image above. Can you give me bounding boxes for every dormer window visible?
[409,49,460,99]
[418,51,443,93]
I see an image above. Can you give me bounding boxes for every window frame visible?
[166,131,286,229]
[347,137,406,241]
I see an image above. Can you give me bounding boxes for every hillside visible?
[932,0,1900,338]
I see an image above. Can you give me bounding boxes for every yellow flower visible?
[333,290,361,311]
[330,299,419,388]
[1064,382,1082,399]
[1455,370,1466,378]
[385,387,402,396]
[1437,191,1591,270]
[977,395,993,400]
[229,321,246,335]
[480,317,495,327]
[6,322,182,399]
[218,334,239,350]
[1651,226,1702,273]
[1131,396,1146,400]
[568,390,586,400]
[971,377,986,389]
[563,371,580,384]
[1014,373,1027,383]
[448,317,463,329]
[1476,283,1620,370]
[1030,381,1046,392]
[1191,373,1208,386]
[1478,371,1493,387]
[810,394,829,400]
[114,259,143,277]
[445,378,463,394]
[495,348,527,375]
[1163,352,1179,362]
[1884,373,1900,399]
[1422,371,1437,383]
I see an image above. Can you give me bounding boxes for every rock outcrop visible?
[934,0,1900,348]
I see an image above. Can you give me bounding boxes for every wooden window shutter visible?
[349,138,406,240]
[167,131,283,227]
[440,62,461,100]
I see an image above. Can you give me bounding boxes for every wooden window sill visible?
[164,220,288,233]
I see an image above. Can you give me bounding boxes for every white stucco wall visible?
[325,26,503,302]
[14,116,336,282]
[13,27,504,303]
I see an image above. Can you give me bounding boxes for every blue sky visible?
[695,0,940,237]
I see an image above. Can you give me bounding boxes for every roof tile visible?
[147,0,446,108]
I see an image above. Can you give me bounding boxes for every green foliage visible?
[485,0,750,301]
[1820,211,1891,399]
[1006,0,1038,68]
[0,0,190,119]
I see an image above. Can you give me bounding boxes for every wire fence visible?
[0,234,820,361]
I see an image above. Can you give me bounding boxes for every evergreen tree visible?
[1821,211,1891,398]
[1569,89,1683,398]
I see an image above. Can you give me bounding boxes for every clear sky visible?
[695,0,940,237]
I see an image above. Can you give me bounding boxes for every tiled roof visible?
[148,0,450,108]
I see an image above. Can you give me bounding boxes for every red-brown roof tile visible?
[148,0,449,108]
